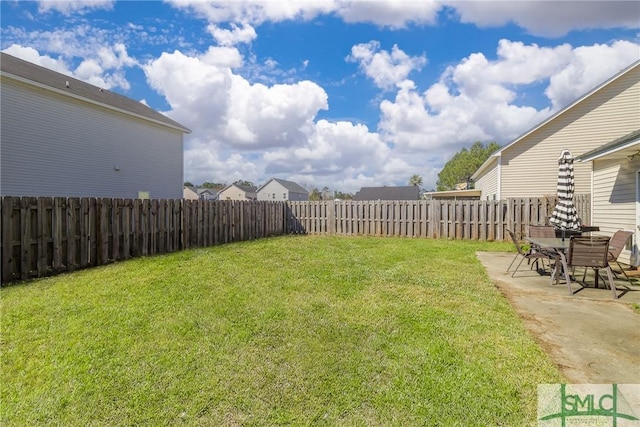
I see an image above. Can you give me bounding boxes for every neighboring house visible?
[183,186,199,200]
[256,178,308,201]
[184,186,218,200]
[576,129,640,266]
[197,188,217,200]
[471,60,640,202]
[218,184,257,201]
[0,52,191,198]
[353,186,421,201]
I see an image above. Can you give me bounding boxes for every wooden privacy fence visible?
[1,197,285,284]
[286,194,590,241]
[1,194,589,284]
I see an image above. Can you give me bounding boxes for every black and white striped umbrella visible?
[549,150,581,231]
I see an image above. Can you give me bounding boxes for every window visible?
[283,193,286,199]
[272,193,275,199]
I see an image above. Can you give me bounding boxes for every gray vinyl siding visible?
[591,157,638,265]
[499,64,640,198]
[1,78,183,199]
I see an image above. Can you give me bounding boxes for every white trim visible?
[471,152,499,180]
[579,138,640,162]
[471,60,639,181]
[496,161,502,200]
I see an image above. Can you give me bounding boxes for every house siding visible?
[257,181,285,201]
[1,77,184,199]
[499,65,640,198]
[257,180,308,201]
[219,185,256,201]
[591,157,639,265]
[475,163,498,200]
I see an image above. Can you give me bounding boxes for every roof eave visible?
[578,137,640,162]
[1,71,191,134]
[484,60,640,163]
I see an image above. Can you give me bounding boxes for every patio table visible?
[525,237,571,288]
[525,236,613,291]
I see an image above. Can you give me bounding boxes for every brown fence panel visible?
[1,195,592,284]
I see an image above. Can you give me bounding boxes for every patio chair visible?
[506,229,551,277]
[607,230,634,281]
[528,225,556,238]
[527,225,558,272]
[563,236,618,299]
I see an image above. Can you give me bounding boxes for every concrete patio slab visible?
[476,251,640,384]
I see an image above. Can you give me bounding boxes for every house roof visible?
[257,178,308,194]
[220,184,257,193]
[471,59,640,180]
[197,188,215,195]
[0,52,191,134]
[576,129,640,162]
[423,189,481,199]
[353,186,420,201]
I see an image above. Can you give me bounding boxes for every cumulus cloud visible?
[1,44,72,74]
[376,38,640,165]
[335,0,441,28]
[37,0,114,15]
[447,0,640,37]
[545,40,640,109]
[2,42,136,90]
[347,41,427,89]
[207,23,258,46]
[167,0,335,26]
[5,1,639,192]
[167,0,639,38]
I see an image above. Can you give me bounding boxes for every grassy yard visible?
[1,236,564,425]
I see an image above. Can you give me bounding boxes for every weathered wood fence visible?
[1,195,589,284]
[286,194,590,241]
[1,198,285,284]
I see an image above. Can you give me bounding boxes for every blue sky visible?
[2,1,639,192]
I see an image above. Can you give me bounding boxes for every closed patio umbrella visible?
[549,150,581,239]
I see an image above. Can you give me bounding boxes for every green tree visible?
[333,190,353,200]
[308,188,322,201]
[183,181,194,187]
[436,141,500,191]
[408,175,423,189]
[201,182,226,190]
[233,180,255,188]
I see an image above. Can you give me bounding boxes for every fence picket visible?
[1,195,591,284]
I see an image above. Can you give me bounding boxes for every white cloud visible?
[167,0,638,38]
[1,45,72,74]
[447,0,640,37]
[377,38,640,168]
[336,0,441,28]
[2,42,136,90]
[167,0,336,25]
[37,0,115,15]
[545,40,640,109]
[347,41,427,89]
[207,23,257,46]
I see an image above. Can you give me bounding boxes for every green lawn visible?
[1,236,563,425]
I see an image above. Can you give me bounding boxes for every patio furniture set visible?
[507,226,635,299]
